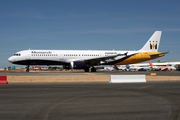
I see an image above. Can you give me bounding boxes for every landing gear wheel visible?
[26,65,29,72]
[91,67,96,72]
[26,69,29,72]
[84,68,89,72]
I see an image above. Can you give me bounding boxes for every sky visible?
[0,0,180,68]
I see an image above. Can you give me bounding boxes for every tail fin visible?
[114,65,118,70]
[140,31,162,52]
[149,61,154,66]
[126,65,130,69]
[32,65,35,69]
[38,66,42,69]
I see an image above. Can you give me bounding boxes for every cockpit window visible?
[14,54,21,56]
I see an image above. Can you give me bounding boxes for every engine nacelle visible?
[73,61,88,69]
[63,62,88,69]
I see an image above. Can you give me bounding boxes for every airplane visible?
[32,65,48,71]
[8,31,169,72]
[149,61,176,71]
[126,65,151,71]
[32,65,40,70]
[114,65,127,71]
[104,66,114,71]
[114,65,150,71]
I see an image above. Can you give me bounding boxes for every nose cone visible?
[8,56,14,63]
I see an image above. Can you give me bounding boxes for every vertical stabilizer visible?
[149,61,154,66]
[140,31,162,52]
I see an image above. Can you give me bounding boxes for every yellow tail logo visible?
[150,41,157,49]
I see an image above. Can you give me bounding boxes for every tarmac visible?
[0,70,180,76]
[0,71,180,119]
[0,81,180,120]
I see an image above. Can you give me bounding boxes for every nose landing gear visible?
[26,65,29,72]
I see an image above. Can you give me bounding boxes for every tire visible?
[91,67,96,72]
[26,69,29,72]
[84,68,89,72]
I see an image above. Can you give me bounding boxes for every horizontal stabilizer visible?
[149,51,170,58]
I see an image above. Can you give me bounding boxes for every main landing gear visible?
[84,67,97,72]
[26,65,29,72]
[84,67,89,72]
[91,67,96,72]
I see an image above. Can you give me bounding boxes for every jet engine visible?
[63,61,88,69]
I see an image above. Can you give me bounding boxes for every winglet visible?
[117,52,128,56]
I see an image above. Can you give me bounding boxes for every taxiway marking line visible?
[139,85,154,89]
[84,73,96,75]
[151,73,156,76]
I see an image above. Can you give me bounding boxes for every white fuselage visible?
[8,49,136,66]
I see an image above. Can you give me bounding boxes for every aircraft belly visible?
[12,59,66,65]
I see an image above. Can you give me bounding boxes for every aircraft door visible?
[25,51,30,60]
[59,52,64,61]
[139,53,144,60]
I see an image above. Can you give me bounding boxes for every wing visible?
[76,52,128,66]
[150,51,170,58]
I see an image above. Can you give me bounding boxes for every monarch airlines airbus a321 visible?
[8,31,169,72]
